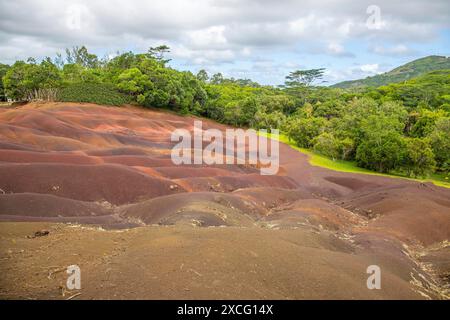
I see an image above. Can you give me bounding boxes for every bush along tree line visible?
[1,46,449,178]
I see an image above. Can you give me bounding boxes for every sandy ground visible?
[0,102,449,299]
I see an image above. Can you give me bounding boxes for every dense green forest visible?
[332,55,450,88]
[1,46,449,178]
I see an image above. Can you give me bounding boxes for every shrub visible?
[355,133,406,173]
[57,82,130,106]
[3,59,62,101]
[312,132,340,160]
[312,133,354,161]
[429,117,450,172]
[286,117,327,148]
[401,138,435,177]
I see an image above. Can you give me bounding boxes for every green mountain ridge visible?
[332,55,450,89]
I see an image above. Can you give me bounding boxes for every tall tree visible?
[210,73,224,85]
[147,45,171,64]
[196,69,209,82]
[284,68,326,87]
[65,46,99,68]
[0,63,10,101]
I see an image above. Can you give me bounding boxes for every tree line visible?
[0,46,449,178]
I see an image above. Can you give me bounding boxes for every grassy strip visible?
[260,131,450,188]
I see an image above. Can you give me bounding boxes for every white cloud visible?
[360,63,380,74]
[171,44,236,65]
[326,63,389,83]
[0,0,449,84]
[370,44,416,56]
[187,26,228,49]
[327,41,354,57]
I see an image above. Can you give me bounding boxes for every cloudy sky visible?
[1,0,449,85]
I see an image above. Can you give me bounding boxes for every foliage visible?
[196,69,209,82]
[312,132,354,161]
[65,46,100,68]
[0,63,11,101]
[57,82,130,106]
[147,45,171,64]
[284,68,326,87]
[355,132,406,173]
[285,117,327,148]
[409,109,447,137]
[402,138,436,177]
[375,70,450,110]
[3,58,61,101]
[429,118,450,172]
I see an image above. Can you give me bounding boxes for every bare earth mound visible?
[0,102,449,299]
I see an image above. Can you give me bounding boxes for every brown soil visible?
[0,102,449,299]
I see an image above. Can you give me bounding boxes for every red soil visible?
[0,102,449,299]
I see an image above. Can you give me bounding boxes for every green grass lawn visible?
[260,131,450,188]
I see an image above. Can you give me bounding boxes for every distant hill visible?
[332,55,450,89]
